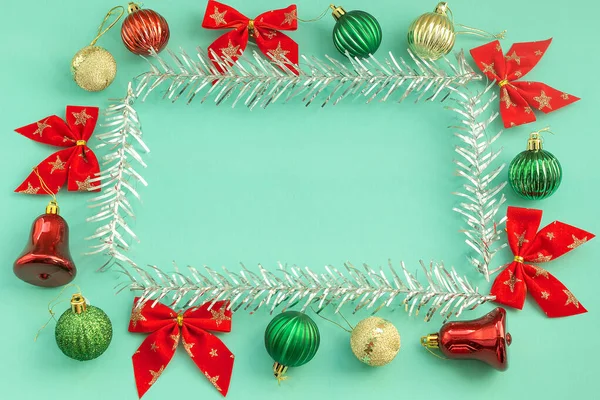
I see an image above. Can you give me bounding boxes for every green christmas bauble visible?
[508,134,562,200]
[264,311,320,379]
[331,5,382,58]
[55,294,113,361]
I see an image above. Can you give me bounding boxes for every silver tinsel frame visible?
[86,48,507,321]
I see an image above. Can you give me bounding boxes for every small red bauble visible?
[121,3,170,55]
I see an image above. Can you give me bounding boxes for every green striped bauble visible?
[264,311,320,370]
[332,9,382,58]
[509,149,562,200]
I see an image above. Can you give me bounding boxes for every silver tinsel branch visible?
[120,260,495,322]
[86,83,150,270]
[448,82,507,281]
[134,47,480,109]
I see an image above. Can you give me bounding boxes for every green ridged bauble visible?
[55,296,113,361]
[508,135,562,200]
[331,6,382,58]
[264,311,320,377]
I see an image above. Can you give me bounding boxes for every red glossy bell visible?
[421,307,511,370]
[13,201,76,287]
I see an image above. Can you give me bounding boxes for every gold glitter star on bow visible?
[130,307,147,328]
[268,41,290,62]
[531,265,550,278]
[170,334,180,351]
[505,51,521,65]
[150,342,160,352]
[561,92,569,100]
[148,366,165,386]
[33,120,51,136]
[515,231,529,247]
[209,6,227,25]
[220,40,241,59]
[72,109,92,126]
[182,338,195,358]
[210,307,231,326]
[524,106,532,114]
[541,291,550,300]
[76,176,93,191]
[503,270,522,293]
[563,290,580,308]
[514,70,522,78]
[282,9,297,25]
[209,348,218,357]
[48,155,66,174]
[546,232,555,240]
[501,88,516,109]
[534,49,543,56]
[262,30,278,39]
[495,43,502,52]
[534,90,552,110]
[20,182,40,194]
[481,62,496,75]
[567,235,588,249]
[531,254,552,264]
[204,372,222,392]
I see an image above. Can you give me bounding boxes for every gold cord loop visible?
[90,6,125,46]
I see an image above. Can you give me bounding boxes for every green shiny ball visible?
[509,149,562,200]
[264,311,320,367]
[332,10,382,58]
[55,305,113,361]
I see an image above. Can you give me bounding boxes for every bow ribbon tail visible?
[490,262,528,310]
[207,28,250,71]
[522,264,587,318]
[256,30,299,75]
[66,145,101,192]
[15,147,76,194]
[499,85,535,128]
[132,324,180,398]
[182,324,234,396]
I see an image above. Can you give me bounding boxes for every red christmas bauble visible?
[121,3,170,55]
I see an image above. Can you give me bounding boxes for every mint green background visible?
[1,1,598,399]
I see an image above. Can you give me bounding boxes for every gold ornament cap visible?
[273,362,288,384]
[45,200,60,215]
[527,132,543,151]
[70,294,87,314]
[330,4,346,20]
[434,2,450,15]
[420,333,440,348]
[127,2,141,14]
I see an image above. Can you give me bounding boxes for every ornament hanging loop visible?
[527,126,554,151]
[32,167,59,213]
[34,283,83,341]
[90,5,125,46]
[294,5,332,22]
[443,3,506,40]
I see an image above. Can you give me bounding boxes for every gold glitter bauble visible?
[71,45,117,92]
[350,316,400,367]
[407,2,455,60]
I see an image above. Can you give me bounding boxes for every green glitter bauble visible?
[55,304,113,361]
[332,9,382,58]
[509,143,562,200]
[264,311,320,368]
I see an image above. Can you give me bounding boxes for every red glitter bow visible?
[14,106,100,194]
[490,207,594,318]
[470,39,579,128]
[202,0,298,73]
[129,298,234,397]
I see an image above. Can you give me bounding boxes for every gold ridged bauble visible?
[71,45,117,92]
[407,2,455,60]
[350,316,400,367]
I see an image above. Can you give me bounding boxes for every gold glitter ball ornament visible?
[71,46,117,92]
[350,316,400,366]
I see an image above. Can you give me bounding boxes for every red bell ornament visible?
[13,200,76,287]
[121,2,170,55]
[421,307,511,371]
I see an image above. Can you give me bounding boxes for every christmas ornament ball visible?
[55,295,113,361]
[264,311,320,368]
[407,2,455,60]
[350,316,400,366]
[508,134,562,200]
[71,45,117,92]
[121,3,170,55]
[331,5,382,58]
